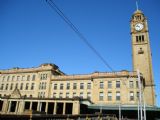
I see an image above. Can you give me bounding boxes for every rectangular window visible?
[60,83,63,90]
[66,83,70,89]
[116,81,120,88]
[17,76,20,81]
[12,76,15,81]
[32,75,36,81]
[100,82,104,89]
[59,93,63,98]
[80,83,84,89]
[136,81,139,88]
[99,92,103,101]
[136,36,139,42]
[54,84,57,90]
[2,76,5,82]
[87,83,91,89]
[10,83,13,90]
[7,76,10,81]
[87,92,91,100]
[142,35,144,42]
[137,92,139,99]
[130,91,134,101]
[53,93,56,98]
[27,75,30,81]
[116,91,120,101]
[15,83,18,89]
[108,81,112,88]
[40,74,47,80]
[1,84,4,90]
[22,76,25,81]
[66,92,69,98]
[73,92,76,97]
[5,84,8,90]
[108,91,112,101]
[73,83,77,89]
[26,83,29,90]
[20,83,23,90]
[80,92,83,98]
[31,83,35,90]
[129,81,134,88]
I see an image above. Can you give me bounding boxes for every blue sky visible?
[0,0,160,106]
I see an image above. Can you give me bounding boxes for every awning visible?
[88,104,160,111]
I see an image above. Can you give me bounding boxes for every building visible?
[0,9,159,119]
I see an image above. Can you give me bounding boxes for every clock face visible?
[135,23,144,31]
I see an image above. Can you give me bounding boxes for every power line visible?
[46,0,114,72]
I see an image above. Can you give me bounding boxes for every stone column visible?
[53,102,57,114]
[63,102,66,115]
[15,101,19,113]
[45,102,48,113]
[30,101,32,110]
[7,101,11,112]
[72,101,80,115]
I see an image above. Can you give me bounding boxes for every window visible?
[116,91,120,101]
[73,92,76,97]
[108,91,112,101]
[66,83,70,89]
[80,83,84,89]
[73,83,77,89]
[66,92,69,98]
[5,84,8,90]
[40,74,47,80]
[136,36,139,42]
[27,75,30,81]
[32,75,36,81]
[17,76,20,81]
[116,81,120,88]
[87,83,91,89]
[7,76,10,81]
[15,83,18,89]
[87,92,91,100]
[31,83,35,90]
[10,83,13,90]
[20,83,23,90]
[130,91,134,101]
[22,76,25,81]
[60,83,63,90]
[1,84,4,90]
[99,92,103,101]
[39,83,42,89]
[2,76,5,82]
[136,81,139,88]
[100,82,104,89]
[41,82,46,90]
[80,92,83,98]
[12,76,15,81]
[142,35,144,42]
[44,82,46,89]
[59,93,63,98]
[129,81,134,88]
[54,84,57,90]
[137,92,139,99]
[53,93,56,98]
[25,83,29,90]
[108,81,112,88]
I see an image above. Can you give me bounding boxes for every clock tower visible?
[131,10,155,106]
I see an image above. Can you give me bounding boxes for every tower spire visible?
[136,1,139,11]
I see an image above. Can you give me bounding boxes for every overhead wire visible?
[46,0,114,72]
[45,0,135,100]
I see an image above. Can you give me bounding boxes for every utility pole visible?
[119,103,121,120]
[137,69,143,120]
